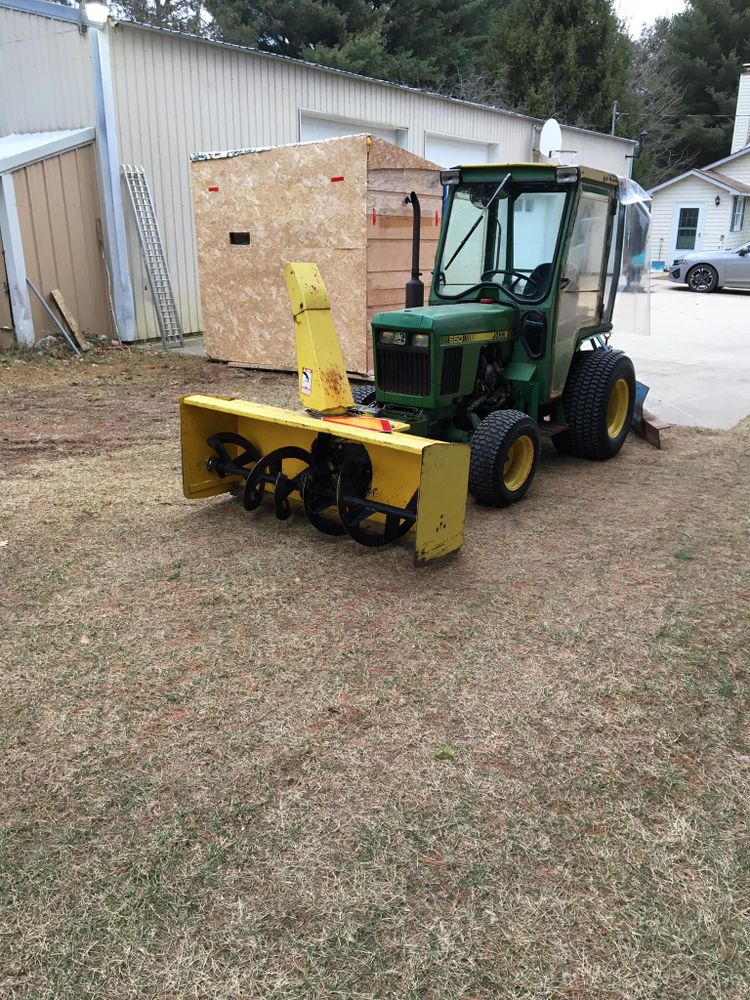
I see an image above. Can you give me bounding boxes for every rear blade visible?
[631,380,669,449]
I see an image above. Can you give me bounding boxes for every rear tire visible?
[552,349,635,460]
[687,264,718,293]
[351,384,376,405]
[469,410,540,507]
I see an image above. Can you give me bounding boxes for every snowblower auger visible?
[181,394,469,560]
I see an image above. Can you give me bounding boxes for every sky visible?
[615,0,687,37]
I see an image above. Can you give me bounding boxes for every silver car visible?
[668,241,750,292]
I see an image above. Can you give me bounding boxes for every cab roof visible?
[457,162,620,187]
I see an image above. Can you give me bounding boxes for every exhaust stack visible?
[404,192,424,308]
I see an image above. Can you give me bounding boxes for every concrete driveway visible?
[613,280,750,429]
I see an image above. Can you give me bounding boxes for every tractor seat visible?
[520,262,552,298]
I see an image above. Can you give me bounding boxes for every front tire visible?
[687,264,718,293]
[351,384,376,405]
[552,349,635,460]
[469,410,541,507]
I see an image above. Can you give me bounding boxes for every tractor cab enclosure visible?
[372,164,628,419]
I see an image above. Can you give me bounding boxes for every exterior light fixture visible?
[85,2,109,26]
[715,195,721,206]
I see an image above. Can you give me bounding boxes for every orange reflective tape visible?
[322,415,393,434]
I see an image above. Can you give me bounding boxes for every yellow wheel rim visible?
[503,434,535,491]
[607,378,629,439]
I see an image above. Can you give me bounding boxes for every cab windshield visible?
[434,181,568,302]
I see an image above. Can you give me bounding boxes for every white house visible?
[649,63,750,268]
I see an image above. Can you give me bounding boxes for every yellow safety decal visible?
[440,330,514,346]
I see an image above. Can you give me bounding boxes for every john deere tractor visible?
[181,162,651,563]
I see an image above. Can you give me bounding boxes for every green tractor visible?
[358,162,646,507]
[181,162,652,562]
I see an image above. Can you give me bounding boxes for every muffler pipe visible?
[404,191,424,308]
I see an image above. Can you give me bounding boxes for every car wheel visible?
[686,264,718,293]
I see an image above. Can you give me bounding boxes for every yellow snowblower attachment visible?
[180,264,470,563]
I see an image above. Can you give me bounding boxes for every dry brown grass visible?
[1,349,748,999]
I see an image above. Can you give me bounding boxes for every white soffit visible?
[0,128,96,174]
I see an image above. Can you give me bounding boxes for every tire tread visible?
[555,349,634,460]
[469,409,540,506]
[351,384,376,405]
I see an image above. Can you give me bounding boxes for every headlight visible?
[378,330,407,346]
[412,333,429,348]
[440,169,461,186]
[672,258,685,265]
[556,166,579,184]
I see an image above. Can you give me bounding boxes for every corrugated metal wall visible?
[110,23,635,338]
[0,8,95,132]
[13,144,114,340]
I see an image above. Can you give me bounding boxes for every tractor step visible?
[538,421,569,438]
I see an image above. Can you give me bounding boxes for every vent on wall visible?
[229,232,250,245]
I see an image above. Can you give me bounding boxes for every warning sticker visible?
[300,367,313,396]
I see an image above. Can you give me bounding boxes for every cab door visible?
[550,187,614,397]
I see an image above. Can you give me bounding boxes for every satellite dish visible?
[539,118,562,159]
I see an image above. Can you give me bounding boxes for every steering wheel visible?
[480,268,541,296]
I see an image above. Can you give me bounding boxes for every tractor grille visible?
[376,347,431,396]
[440,346,463,395]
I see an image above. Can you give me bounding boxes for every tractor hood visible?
[372,303,516,338]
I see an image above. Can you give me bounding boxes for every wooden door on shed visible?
[0,230,14,348]
[13,144,113,341]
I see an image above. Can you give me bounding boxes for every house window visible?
[731,196,746,232]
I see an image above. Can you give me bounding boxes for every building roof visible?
[697,168,750,195]
[0,0,636,150]
[649,145,750,195]
[0,128,96,173]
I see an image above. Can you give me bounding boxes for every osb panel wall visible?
[193,135,443,375]
[192,135,369,372]
[13,145,113,341]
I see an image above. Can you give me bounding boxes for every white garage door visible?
[300,113,402,145]
[424,134,494,168]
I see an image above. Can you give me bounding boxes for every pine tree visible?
[204,0,378,57]
[663,0,750,166]
[204,0,495,90]
[111,0,214,34]
[483,0,630,131]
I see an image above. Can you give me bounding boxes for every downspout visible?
[88,19,136,342]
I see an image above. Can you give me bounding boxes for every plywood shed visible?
[191,135,443,374]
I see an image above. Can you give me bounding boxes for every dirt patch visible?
[1,349,748,999]
[0,347,297,472]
